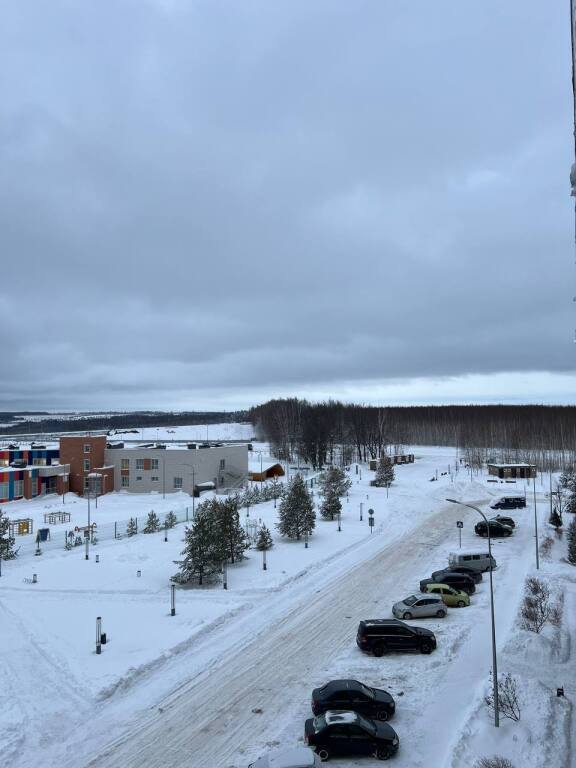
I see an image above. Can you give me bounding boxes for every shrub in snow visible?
[474,758,515,768]
[277,474,315,541]
[566,491,576,515]
[520,577,560,633]
[0,507,17,559]
[559,470,576,493]
[126,517,138,536]
[548,508,563,532]
[485,672,521,722]
[540,536,554,559]
[255,524,273,551]
[172,508,223,585]
[143,510,161,533]
[373,455,395,490]
[567,517,576,565]
[164,511,177,529]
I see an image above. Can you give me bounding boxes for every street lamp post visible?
[179,463,196,517]
[533,474,540,570]
[446,498,499,727]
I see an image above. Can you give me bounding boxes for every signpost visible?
[368,508,374,533]
[456,520,463,548]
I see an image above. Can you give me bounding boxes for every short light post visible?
[360,502,363,521]
[96,616,102,655]
[262,548,267,570]
[446,498,499,728]
[170,584,176,616]
[222,560,228,590]
[337,511,341,532]
[304,528,309,548]
[164,521,168,542]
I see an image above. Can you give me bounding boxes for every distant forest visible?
[0,411,250,435]
[248,399,576,471]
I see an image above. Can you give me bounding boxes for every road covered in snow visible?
[1,445,572,768]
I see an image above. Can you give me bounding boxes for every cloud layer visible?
[1,1,574,409]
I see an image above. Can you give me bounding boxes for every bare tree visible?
[474,758,515,768]
[485,672,521,722]
[520,577,560,633]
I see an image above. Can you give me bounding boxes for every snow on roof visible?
[324,710,359,725]
[487,463,535,468]
[248,460,282,472]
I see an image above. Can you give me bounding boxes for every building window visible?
[32,458,46,466]
[84,444,91,453]
[30,481,38,497]
[121,458,130,470]
[84,476,90,490]
[150,458,159,470]
[121,476,130,488]
[136,475,142,481]
[84,459,90,472]
[0,481,9,499]
[219,459,226,470]
[136,459,145,470]
[151,476,159,482]
[13,479,23,497]
[173,477,183,489]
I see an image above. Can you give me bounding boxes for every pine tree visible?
[568,517,576,565]
[172,508,223,585]
[164,511,178,529]
[319,466,352,498]
[374,455,395,490]
[126,517,138,536]
[143,510,161,533]
[277,474,315,540]
[256,524,273,551]
[212,497,249,564]
[0,507,17,559]
[320,487,342,521]
[566,491,576,515]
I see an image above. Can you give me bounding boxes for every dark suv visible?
[311,680,395,721]
[356,619,437,657]
[475,520,513,538]
[422,572,476,594]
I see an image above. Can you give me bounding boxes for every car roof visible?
[414,592,443,601]
[320,680,364,694]
[428,583,455,590]
[324,711,360,725]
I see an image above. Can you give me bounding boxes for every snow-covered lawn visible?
[0,443,572,768]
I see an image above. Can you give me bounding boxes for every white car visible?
[248,746,321,768]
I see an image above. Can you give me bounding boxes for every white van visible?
[448,551,497,573]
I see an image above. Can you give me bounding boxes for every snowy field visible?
[0,444,574,768]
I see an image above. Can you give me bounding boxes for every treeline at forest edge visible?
[248,399,576,471]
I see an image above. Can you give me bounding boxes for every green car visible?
[423,583,470,607]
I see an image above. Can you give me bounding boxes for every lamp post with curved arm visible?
[446,498,499,728]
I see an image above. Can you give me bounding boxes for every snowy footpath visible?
[0,446,573,768]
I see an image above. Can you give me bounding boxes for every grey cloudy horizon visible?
[1,0,575,411]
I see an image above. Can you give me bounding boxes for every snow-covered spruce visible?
[164,510,177,529]
[172,507,223,585]
[255,524,273,551]
[143,510,161,533]
[372,454,395,489]
[567,516,576,565]
[0,507,17,559]
[126,517,138,536]
[276,474,315,540]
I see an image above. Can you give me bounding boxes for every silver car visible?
[248,747,321,768]
[392,593,448,620]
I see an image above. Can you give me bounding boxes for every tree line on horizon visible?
[248,399,576,471]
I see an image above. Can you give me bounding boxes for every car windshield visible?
[313,715,327,733]
[403,595,418,606]
[356,713,377,735]
[358,683,374,699]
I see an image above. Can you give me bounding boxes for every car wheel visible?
[421,642,432,654]
[481,532,488,538]
[436,610,446,618]
[373,643,386,657]
[317,748,330,762]
[376,709,389,721]
[402,612,413,620]
[376,747,392,760]
[457,600,466,608]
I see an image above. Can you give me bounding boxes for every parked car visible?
[431,567,482,585]
[474,520,513,538]
[490,515,516,529]
[448,551,497,573]
[392,593,448,620]
[421,583,470,607]
[305,710,399,761]
[356,619,437,656]
[311,680,395,721]
[249,747,321,768]
[490,496,526,510]
[421,572,476,595]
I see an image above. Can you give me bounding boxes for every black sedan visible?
[305,710,399,761]
[420,572,476,595]
[432,567,482,585]
[475,520,513,537]
[311,679,395,721]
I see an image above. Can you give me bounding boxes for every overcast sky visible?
[1,0,575,411]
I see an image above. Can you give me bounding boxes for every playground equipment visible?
[43,510,71,525]
[9,518,34,536]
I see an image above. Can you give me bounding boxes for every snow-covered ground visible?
[0,444,573,768]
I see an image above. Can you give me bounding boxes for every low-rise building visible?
[487,463,537,479]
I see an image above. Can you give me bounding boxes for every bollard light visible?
[170,584,176,616]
